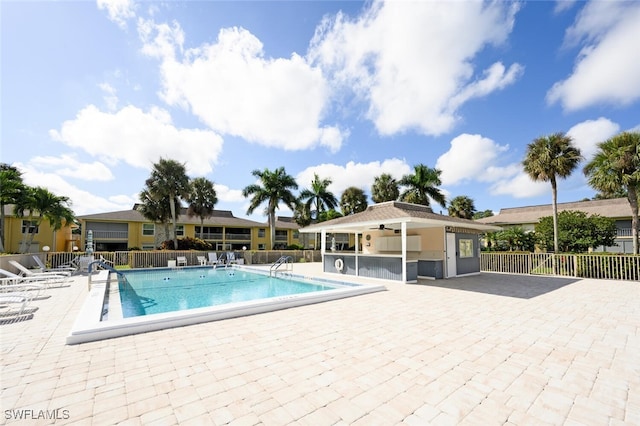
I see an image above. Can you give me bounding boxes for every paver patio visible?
[1,263,638,425]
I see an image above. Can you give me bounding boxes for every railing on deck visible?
[481,252,640,281]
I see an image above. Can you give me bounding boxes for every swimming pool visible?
[119,268,340,317]
[67,265,386,344]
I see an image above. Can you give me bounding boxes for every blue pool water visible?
[119,267,336,318]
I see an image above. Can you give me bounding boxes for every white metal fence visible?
[481,252,640,281]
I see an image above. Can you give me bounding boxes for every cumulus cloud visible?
[436,134,509,186]
[490,172,549,199]
[14,162,134,216]
[96,0,136,29]
[29,154,115,181]
[566,117,620,162]
[98,82,118,111]
[215,184,245,204]
[547,1,640,110]
[49,105,223,176]
[309,0,522,136]
[297,158,411,199]
[138,20,345,152]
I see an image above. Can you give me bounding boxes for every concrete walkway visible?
[1,264,638,425]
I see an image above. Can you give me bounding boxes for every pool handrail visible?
[270,256,293,277]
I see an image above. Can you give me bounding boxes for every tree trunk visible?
[0,206,5,252]
[628,187,639,255]
[169,195,178,250]
[269,212,276,250]
[551,179,559,253]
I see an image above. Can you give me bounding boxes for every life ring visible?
[334,258,344,272]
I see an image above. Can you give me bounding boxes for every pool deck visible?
[1,263,639,424]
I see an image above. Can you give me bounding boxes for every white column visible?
[321,229,326,255]
[401,222,407,283]
[355,232,359,276]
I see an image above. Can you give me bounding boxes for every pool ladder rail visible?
[270,256,293,277]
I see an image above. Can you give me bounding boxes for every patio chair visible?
[9,260,72,278]
[207,252,219,266]
[0,279,49,300]
[32,256,77,274]
[197,256,207,266]
[0,292,38,321]
[226,252,237,265]
[176,256,187,267]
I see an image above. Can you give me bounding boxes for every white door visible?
[446,233,457,278]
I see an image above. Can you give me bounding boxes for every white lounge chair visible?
[0,292,38,321]
[0,279,49,300]
[207,252,219,266]
[32,256,77,273]
[0,268,68,288]
[8,261,72,278]
[176,256,187,267]
[197,256,207,266]
[226,252,237,265]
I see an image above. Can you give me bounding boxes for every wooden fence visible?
[481,252,639,281]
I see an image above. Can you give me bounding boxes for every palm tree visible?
[145,158,190,250]
[0,164,25,252]
[186,177,218,228]
[523,132,583,253]
[299,173,338,219]
[13,186,75,253]
[242,167,299,249]
[371,173,399,203]
[137,188,174,248]
[399,164,446,208]
[340,187,368,215]
[584,131,640,254]
[448,195,476,219]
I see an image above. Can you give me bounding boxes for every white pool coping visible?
[66,266,386,344]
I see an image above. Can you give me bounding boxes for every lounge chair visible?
[0,268,68,288]
[197,256,207,266]
[176,256,187,267]
[207,252,219,266]
[0,292,38,321]
[9,260,72,278]
[226,252,237,265]
[0,279,49,300]
[32,256,77,273]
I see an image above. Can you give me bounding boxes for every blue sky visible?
[2,0,639,222]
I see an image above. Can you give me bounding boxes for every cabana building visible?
[300,201,501,283]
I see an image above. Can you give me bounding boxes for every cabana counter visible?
[324,253,423,283]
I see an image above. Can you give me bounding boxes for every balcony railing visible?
[617,228,633,237]
[196,232,223,240]
[225,233,251,241]
[86,230,128,239]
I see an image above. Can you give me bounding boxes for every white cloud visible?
[490,172,549,199]
[297,158,411,199]
[215,184,245,204]
[14,163,133,216]
[436,134,509,186]
[566,117,620,162]
[29,154,115,181]
[547,1,640,110]
[49,105,223,176]
[96,0,136,29]
[98,82,118,111]
[139,20,345,152]
[309,0,522,136]
[554,0,578,14]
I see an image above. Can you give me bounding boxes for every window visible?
[142,245,155,251]
[459,239,474,258]
[142,224,155,236]
[21,220,38,234]
[258,228,265,238]
[258,244,266,250]
[175,225,184,236]
[293,231,299,239]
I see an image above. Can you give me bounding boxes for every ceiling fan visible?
[371,224,394,231]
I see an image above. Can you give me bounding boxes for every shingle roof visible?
[301,201,501,232]
[78,206,265,227]
[475,197,631,225]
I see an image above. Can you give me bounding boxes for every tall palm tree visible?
[242,167,299,249]
[371,173,399,203]
[448,195,476,219]
[0,164,25,252]
[186,177,218,228]
[145,158,190,250]
[14,186,75,253]
[299,173,338,219]
[523,132,583,253]
[584,131,640,254]
[340,187,368,215]
[399,164,446,208]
